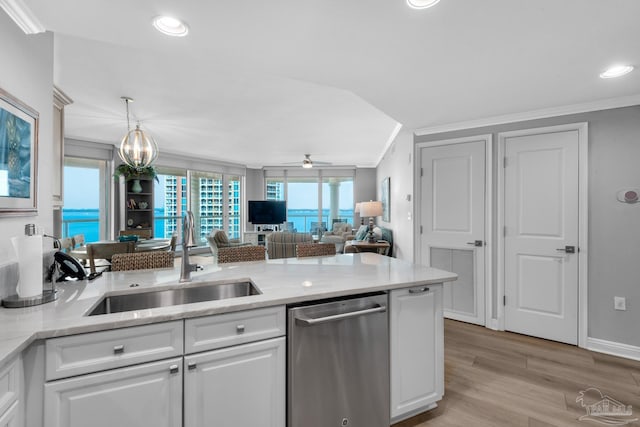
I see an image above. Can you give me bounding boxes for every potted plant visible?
[114,164,159,193]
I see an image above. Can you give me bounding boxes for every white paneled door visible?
[420,138,487,326]
[503,127,579,345]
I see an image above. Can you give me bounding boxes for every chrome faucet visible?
[180,211,200,283]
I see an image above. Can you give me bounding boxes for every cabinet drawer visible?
[0,357,20,417]
[46,321,183,381]
[185,306,285,354]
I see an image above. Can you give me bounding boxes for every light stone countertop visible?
[0,253,457,366]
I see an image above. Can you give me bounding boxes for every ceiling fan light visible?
[407,0,440,10]
[599,65,634,79]
[302,159,313,168]
[153,15,189,37]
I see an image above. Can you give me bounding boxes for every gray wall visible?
[0,11,54,269]
[376,130,414,260]
[381,105,640,348]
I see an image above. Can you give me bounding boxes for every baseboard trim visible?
[586,337,640,361]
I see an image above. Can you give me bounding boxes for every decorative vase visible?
[131,179,143,193]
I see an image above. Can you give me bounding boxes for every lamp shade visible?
[119,124,158,168]
[354,202,362,213]
[360,201,383,217]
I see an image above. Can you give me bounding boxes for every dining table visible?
[68,238,172,260]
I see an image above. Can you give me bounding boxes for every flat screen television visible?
[248,200,287,225]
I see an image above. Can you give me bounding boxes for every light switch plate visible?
[614,296,626,311]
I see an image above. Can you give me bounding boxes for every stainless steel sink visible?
[87,280,261,316]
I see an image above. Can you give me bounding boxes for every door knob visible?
[556,246,576,253]
[466,240,484,247]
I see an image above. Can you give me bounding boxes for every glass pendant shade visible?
[119,124,158,168]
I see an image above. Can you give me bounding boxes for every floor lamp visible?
[359,201,383,243]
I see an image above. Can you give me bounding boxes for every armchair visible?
[320,222,353,253]
[206,229,251,258]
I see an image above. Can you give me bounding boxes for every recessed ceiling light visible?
[153,16,189,37]
[599,65,634,79]
[407,0,441,10]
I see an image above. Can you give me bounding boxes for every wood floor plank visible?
[394,320,640,427]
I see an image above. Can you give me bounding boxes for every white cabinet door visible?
[44,357,183,427]
[0,401,20,427]
[390,285,444,423]
[184,337,285,427]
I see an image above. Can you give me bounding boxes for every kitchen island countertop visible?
[0,253,457,365]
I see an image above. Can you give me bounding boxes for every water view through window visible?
[62,160,102,242]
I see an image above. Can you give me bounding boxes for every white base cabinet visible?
[390,284,444,423]
[184,337,285,427]
[0,356,22,427]
[44,357,183,427]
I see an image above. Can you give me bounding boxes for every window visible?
[62,158,108,242]
[264,171,355,235]
[189,171,243,244]
[154,171,187,239]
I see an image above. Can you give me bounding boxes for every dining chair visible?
[59,237,74,253]
[86,241,135,273]
[296,243,336,258]
[111,251,175,271]
[72,234,85,248]
[168,234,178,252]
[217,246,266,264]
[119,229,153,239]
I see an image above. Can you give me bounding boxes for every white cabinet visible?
[0,356,22,427]
[184,337,285,427]
[389,284,444,423]
[44,357,183,427]
[42,308,285,427]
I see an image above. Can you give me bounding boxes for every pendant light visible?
[119,97,158,168]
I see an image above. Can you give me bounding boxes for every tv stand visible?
[244,231,272,246]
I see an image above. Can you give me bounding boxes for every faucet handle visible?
[196,265,204,271]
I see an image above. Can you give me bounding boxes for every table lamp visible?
[359,201,383,243]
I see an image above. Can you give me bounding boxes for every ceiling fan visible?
[284,154,332,168]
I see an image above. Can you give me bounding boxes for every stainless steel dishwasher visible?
[288,292,389,427]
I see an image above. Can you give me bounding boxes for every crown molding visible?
[375,122,403,167]
[0,0,45,34]
[414,94,640,137]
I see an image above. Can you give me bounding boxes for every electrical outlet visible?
[614,296,626,311]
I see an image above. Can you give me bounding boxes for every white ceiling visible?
[19,0,640,168]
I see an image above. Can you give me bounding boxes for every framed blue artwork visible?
[381,177,390,222]
[0,88,38,215]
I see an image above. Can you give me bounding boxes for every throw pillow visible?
[355,225,368,240]
[212,230,229,246]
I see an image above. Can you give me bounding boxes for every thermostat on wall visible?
[616,188,640,203]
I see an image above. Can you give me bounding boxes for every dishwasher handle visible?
[294,304,387,326]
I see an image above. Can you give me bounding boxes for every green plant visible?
[113,164,159,182]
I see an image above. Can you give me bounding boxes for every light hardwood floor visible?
[394,320,640,427]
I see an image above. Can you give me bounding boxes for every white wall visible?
[376,130,414,260]
[0,10,54,262]
[382,105,640,349]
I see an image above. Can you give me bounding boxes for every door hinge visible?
[420,225,423,234]
[503,157,507,168]
[420,167,424,177]
[503,225,507,237]
[503,295,506,306]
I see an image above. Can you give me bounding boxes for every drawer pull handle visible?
[188,362,197,371]
[409,287,429,294]
[169,365,179,374]
[236,324,245,334]
[113,345,125,354]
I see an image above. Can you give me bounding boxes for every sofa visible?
[266,232,313,259]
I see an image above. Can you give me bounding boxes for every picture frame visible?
[0,88,39,215]
[381,176,390,222]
